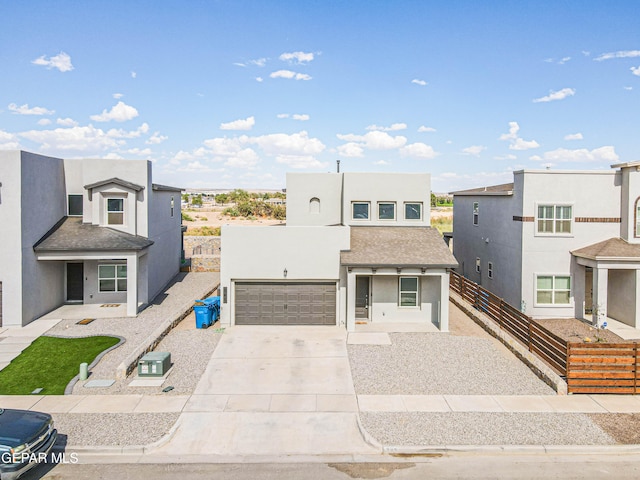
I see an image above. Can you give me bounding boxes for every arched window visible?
[635,197,640,237]
[309,197,320,214]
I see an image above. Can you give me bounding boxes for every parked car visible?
[0,409,57,480]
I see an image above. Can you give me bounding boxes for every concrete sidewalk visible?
[4,393,640,414]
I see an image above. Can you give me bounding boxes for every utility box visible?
[138,351,171,377]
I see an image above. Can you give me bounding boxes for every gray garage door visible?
[235,282,336,325]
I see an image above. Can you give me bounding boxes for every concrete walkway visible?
[4,393,640,415]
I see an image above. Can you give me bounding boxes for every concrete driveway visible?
[153,326,379,457]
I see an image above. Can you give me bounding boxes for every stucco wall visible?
[520,170,620,318]
[286,173,343,226]
[608,269,636,326]
[370,274,441,323]
[219,225,350,325]
[147,188,182,301]
[83,260,128,304]
[343,172,431,227]
[20,152,67,325]
[0,151,24,326]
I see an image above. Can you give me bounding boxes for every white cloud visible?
[400,142,438,159]
[177,161,215,173]
[582,51,591,57]
[337,131,407,150]
[56,117,78,127]
[246,131,325,157]
[256,77,264,82]
[533,87,576,103]
[530,146,619,163]
[8,103,54,115]
[90,101,139,122]
[277,114,289,119]
[224,149,261,168]
[366,123,407,132]
[337,142,364,158]
[275,155,326,169]
[625,86,634,91]
[37,118,52,126]
[19,125,122,154]
[462,145,486,156]
[220,116,255,131]
[113,93,124,99]
[558,56,571,65]
[270,70,312,81]
[418,126,436,132]
[494,154,517,160]
[131,71,137,78]
[374,160,390,165]
[292,114,309,121]
[411,79,427,86]
[234,58,268,68]
[106,122,149,139]
[564,133,583,141]
[631,66,640,76]
[595,50,640,61]
[31,52,73,72]
[499,122,539,150]
[0,130,20,150]
[146,131,168,144]
[127,147,152,156]
[279,51,314,64]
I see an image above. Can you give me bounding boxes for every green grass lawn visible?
[0,335,120,395]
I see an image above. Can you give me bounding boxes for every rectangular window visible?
[475,257,481,274]
[399,277,419,307]
[352,202,370,220]
[537,205,572,234]
[171,196,175,217]
[488,262,493,279]
[473,202,479,226]
[68,195,83,216]
[404,202,422,220]
[636,203,640,237]
[378,202,396,220]
[98,264,127,292]
[107,198,124,225]
[536,275,570,305]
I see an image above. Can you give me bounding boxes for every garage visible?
[234,282,336,325]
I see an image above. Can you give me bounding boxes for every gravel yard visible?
[349,303,555,395]
[534,318,628,344]
[53,413,180,446]
[360,412,615,446]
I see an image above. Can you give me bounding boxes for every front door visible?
[66,263,84,302]
[585,267,593,314]
[355,276,370,319]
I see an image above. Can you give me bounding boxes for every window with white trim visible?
[107,198,124,225]
[404,202,422,220]
[488,262,493,279]
[378,202,396,220]
[399,277,419,307]
[473,202,479,226]
[536,275,570,305]
[475,257,481,274]
[635,198,640,237]
[98,265,127,292]
[537,205,572,234]
[352,202,370,220]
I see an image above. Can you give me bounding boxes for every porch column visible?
[439,272,450,332]
[346,269,356,332]
[636,270,640,329]
[573,263,586,321]
[592,267,608,326]
[126,254,139,316]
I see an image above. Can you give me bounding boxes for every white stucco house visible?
[220,172,458,331]
[451,162,640,328]
[0,150,183,327]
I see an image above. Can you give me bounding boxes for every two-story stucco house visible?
[220,172,458,331]
[0,150,183,327]
[451,162,640,328]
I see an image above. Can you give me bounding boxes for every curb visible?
[354,410,384,453]
[382,443,640,456]
[61,335,126,395]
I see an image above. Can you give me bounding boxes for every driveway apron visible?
[154,326,379,456]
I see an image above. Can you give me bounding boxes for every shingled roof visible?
[571,237,640,260]
[340,226,458,268]
[34,217,153,252]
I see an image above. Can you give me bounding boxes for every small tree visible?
[192,194,203,207]
[431,192,437,207]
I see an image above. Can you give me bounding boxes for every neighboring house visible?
[0,150,183,327]
[220,172,458,331]
[451,162,640,328]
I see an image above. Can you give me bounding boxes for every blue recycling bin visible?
[194,304,213,328]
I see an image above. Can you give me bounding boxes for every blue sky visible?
[1,1,640,192]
